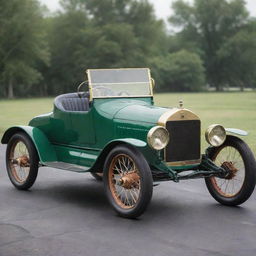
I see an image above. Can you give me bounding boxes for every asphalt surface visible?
[0,145,256,256]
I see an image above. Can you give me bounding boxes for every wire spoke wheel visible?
[211,146,245,197]
[104,145,153,218]
[109,154,141,209]
[6,132,39,190]
[9,141,30,183]
[205,135,256,206]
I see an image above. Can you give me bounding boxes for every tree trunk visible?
[8,79,14,99]
[240,82,244,92]
[43,82,48,96]
[213,82,221,91]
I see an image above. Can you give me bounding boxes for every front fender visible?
[225,128,248,136]
[91,138,176,179]
[112,138,147,148]
[90,138,147,172]
[1,126,57,164]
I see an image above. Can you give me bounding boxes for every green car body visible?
[2,96,185,179]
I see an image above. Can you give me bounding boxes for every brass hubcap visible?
[118,171,140,189]
[109,154,141,209]
[11,155,30,167]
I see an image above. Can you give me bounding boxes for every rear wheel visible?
[104,145,153,218]
[6,132,39,190]
[205,135,256,206]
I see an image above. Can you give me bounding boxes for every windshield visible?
[87,68,153,98]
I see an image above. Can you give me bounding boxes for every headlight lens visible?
[205,124,226,147]
[147,126,169,150]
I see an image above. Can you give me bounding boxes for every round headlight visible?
[205,124,226,147]
[147,126,169,150]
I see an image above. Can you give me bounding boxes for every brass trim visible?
[158,108,201,166]
[86,70,93,102]
[166,158,201,167]
[158,108,200,126]
[147,69,154,95]
[151,78,155,89]
[86,68,153,100]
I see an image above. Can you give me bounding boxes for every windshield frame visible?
[86,68,154,101]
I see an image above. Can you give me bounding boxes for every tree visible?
[151,50,205,92]
[42,7,90,94]
[43,0,169,94]
[0,0,49,98]
[169,0,250,91]
[217,29,256,90]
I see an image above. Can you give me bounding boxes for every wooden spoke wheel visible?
[104,145,153,218]
[205,135,256,206]
[6,132,39,190]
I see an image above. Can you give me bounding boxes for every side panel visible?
[69,110,96,145]
[1,126,57,164]
[53,144,99,166]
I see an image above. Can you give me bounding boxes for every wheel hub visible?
[11,155,30,167]
[221,161,238,179]
[119,171,140,189]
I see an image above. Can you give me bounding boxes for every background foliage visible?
[0,0,256,98]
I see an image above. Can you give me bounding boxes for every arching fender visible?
[113,138,147,148]
[90,138,147,172]
[1,126,57,164]
[225,128,248,136]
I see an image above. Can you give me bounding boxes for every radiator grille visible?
[165,120,201,163]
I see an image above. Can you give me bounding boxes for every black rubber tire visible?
[205,135,256,206]
[90,172,103,181]
[103,144,153,218]
[6,132,39,190]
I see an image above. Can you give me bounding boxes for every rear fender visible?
[1,126,57,164]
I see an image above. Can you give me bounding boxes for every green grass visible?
[0,98,53,136]
[0,92,255,154]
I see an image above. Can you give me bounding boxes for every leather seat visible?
[54,93,89,112]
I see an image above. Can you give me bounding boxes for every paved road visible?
[0,145,256,256]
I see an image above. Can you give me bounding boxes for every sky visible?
[39,0,256,20]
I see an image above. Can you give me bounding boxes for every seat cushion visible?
[54,93,89,112]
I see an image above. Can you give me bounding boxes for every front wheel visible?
[205,135,256,206]
[103,145,153,218]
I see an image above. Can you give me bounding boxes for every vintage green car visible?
[2,68,256,218]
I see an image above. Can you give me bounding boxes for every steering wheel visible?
[77,81,89,98]
[118,91,130,96]
[92,86,116,96]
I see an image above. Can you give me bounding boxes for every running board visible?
[44,161,90,173]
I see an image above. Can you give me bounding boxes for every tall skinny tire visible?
[205,135,256,206]
[103,145,153,218]
[6,132,39,190]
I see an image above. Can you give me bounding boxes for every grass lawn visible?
[0,92,255,154]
